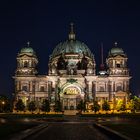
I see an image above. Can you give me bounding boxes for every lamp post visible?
[1,101,5,112]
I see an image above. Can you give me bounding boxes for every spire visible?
[68,22,76,40]
[70,22,74,33]
[100,43,105,70]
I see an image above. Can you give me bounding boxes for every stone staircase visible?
[64,110,78,115]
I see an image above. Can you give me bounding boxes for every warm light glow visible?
[2,101,5,105]
[64,87,80,95]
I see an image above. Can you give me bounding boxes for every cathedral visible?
[13,24,131,112]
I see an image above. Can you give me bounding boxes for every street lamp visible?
[1,101,5,112]
[2,101,5,105]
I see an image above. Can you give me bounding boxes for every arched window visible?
[22,86,28,91]
[40,86,45,92]
[116,64,120,68]
[116,86,122,91]
[99,86,105,92]
[24,61,28,67]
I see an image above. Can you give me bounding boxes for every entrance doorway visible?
[61,85,82,111]
[63,97,82,110]
[63,98,77,110]
[63,97,78,115]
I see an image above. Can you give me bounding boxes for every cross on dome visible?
[27,41,30,47]
[114,42,118,47]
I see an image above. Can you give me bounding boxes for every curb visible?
[93,123,133,140]
[10,123,48,140]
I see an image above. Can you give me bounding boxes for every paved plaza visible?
[24,122,111,140]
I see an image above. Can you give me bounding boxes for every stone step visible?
[64,110,77,115]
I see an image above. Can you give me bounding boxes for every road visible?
[24,122,112,140]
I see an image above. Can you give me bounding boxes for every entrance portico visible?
[60,84,84,110]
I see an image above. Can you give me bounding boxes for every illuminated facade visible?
[13,24,131,111]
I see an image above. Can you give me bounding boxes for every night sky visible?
[0,0,140,98]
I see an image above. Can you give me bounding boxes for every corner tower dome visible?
[19,42,36,56]
[50,23,94,59]
[16,42,38,76]
[108,42,126,57]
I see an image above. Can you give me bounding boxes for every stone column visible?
[46,82,49,99]
[92,81,96,101]
[108,81,112,101]
[48,81,53,103]
[88,81,93,101]
[30,81,32,91]
[113,60,115,68]
[113,81,115,92]
[124,81,127,92]
[85,81,89,101]
[123,81,125,91]
[18,81,21,91]
[36,81,39,92]
[55,81,59,101]
[28,81,30,92]
[14,81,18,103]
[31,81,36,101]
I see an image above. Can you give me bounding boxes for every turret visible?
[15,42,38,76]
[106,42,129,76]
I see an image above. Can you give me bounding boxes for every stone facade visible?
[13,25,131,111]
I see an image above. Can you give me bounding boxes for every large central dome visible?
[50,23,93,59]
[51,40,93,58]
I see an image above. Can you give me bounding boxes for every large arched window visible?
[116,85,122,91]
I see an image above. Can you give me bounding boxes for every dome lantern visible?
[68,23,75,40]
[50,23,94,59]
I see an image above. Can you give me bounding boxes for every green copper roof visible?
[20,47,35,54]
[108,42,126,57]
[51,40,94,58]
[110,47,124,55]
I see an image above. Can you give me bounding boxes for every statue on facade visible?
[81,54,88,70]
[51,63,57,74]
[77,60,82,70]
[86,61,94,74]
[67,63,77,75]
[57,54,66,70]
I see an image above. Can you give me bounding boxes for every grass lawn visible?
[104,123,140,140]
[0,122,36,139]
[80,113,140,119]
[0,113,63,120]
